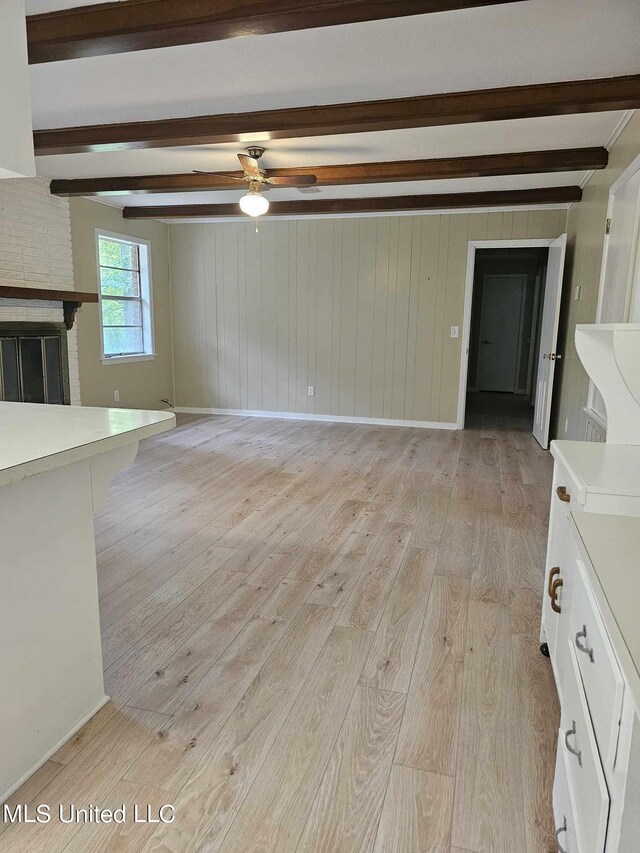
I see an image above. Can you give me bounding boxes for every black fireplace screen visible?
[0,325,70,405]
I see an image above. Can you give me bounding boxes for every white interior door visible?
[477,274,526,392]
[533,234,567,448]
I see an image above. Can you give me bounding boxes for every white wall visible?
[0,0,35,178]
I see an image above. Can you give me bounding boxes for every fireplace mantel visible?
[0,285,98,329]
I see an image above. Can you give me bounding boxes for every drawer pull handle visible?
[548,566,560,598]
[565,722,582,767]
[556,817,568,853]
[551,578,563,614]
[556,485,571,503]
[575,626,594,663]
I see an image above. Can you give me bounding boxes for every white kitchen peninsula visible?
[0,402,175,801]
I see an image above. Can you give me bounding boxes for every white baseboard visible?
[0,695,110,805]
[174,407,458,430]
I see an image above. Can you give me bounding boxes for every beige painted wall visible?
[554,111,640,440]
[170,208,566,424]
[70,197,174,410]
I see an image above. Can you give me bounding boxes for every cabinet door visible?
[560,644,610,853]
[553,742,579,853]
[570,559,625,770]
[542,492,574,694]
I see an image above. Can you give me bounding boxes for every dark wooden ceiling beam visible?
[122,186,582,218]
[34,75,640,156]
[27,0,524,64]
[49,147,608,197]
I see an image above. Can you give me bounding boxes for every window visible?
[97,232,154,362]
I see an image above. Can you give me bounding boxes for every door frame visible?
[457,238,557,429]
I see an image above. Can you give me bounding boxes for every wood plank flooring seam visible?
[102,565,249,670]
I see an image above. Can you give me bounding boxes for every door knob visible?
[482,339,492,344]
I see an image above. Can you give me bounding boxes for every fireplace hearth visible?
[0,323,70,405]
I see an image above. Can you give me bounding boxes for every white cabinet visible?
[559,643,610,853]
[553,745,579,853]
[542,507,640,853]
[540,440,640,699]
[568,563,625,769]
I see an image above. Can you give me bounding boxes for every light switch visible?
[574,285,582,301]
[450,326,459,339]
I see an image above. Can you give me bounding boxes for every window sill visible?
[101,353,156,365]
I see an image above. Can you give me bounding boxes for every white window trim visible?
[95,228,157,365]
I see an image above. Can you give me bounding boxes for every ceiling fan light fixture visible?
[239,186,269,217]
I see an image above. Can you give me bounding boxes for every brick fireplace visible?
[0,177,81,404]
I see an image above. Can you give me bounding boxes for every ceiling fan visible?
[194,147,318,217]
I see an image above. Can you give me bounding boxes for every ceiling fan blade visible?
[238,154,261,178]
[192,171,246,182]
[265,175,318,186]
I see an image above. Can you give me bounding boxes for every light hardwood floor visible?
[1,396,559,852]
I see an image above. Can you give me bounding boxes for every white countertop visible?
[551,440,640,501]
[0,401,175,486]
[572,512,640,712]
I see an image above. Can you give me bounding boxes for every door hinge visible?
[606,218,612,235]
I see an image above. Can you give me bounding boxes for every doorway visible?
[475,271,531,394]
[457,237,567,448]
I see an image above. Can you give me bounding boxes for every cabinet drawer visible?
[569,559,624,767]
[560,643,610,853]
[553,741,579,853]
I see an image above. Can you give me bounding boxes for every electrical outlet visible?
[450,325,459,339]
[307,386,315,397]
[114,390,120,403]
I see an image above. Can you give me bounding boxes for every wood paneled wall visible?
[170,208,566,424]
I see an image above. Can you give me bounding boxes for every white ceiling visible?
[26,0,640,215]
[26,0,129,10]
